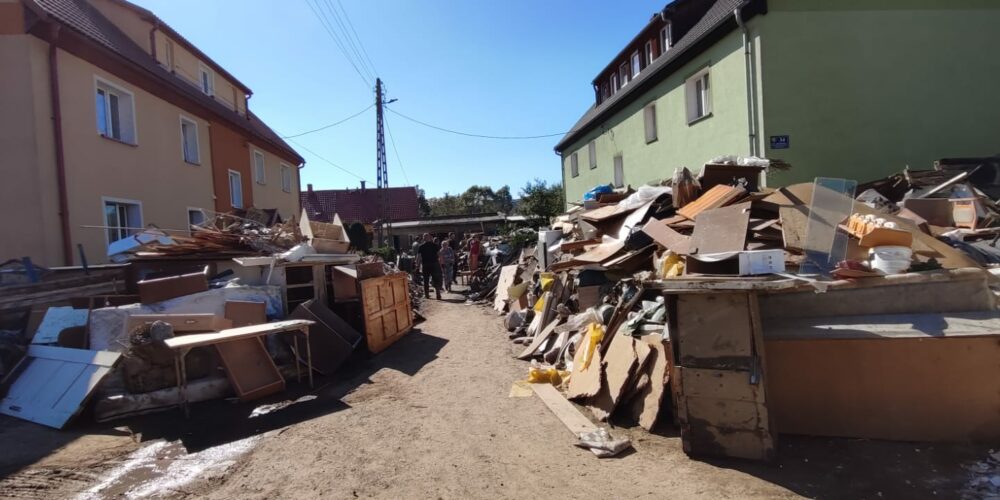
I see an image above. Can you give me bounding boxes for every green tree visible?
[416,187,431,217]
[494,185,514,214]
[518,179,564,222]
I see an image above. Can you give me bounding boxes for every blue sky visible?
[131,0,666,197]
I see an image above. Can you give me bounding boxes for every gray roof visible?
[555,0,757,152]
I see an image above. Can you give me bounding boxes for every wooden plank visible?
[216,337,285,401]
[763,311,1000,340]
[361,273,413,353]
[689,202,751,255]
[560,238,602,253]
[494,265,520,312]
[679,367,764,403]
[588,333,651,421]
[575,241,625,264]
[125,314,232,338]
[778,206,808,252]
[676,293,753,369]
[677,184,747,220]
[566,346,603,400]
[163,319,314,350]
[531,383,598,436]
[517,320,559,360]
[641,219,691,255]
[31,307,88,345]
[636,340,669,430]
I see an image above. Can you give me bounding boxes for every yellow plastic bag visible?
[579,322,605,371]
[538,272,555,292]
[526,366,569,386]
[661,251,684,278]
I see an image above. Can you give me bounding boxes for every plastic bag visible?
[583,184,614,202]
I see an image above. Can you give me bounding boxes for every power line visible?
[280,103,374,139]
[383,113,411,186]
[305,0,371,88]
[385,107,570,140]
[286,137,368,181]
[322,0,376,81]
[334,0,379,77]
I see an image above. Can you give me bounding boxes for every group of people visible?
[414,232,481,300]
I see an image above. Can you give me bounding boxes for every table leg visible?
[293,335,302,383]
[304,327,314,388]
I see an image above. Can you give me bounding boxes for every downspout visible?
[734,3,759,157]
[48,26,73,265]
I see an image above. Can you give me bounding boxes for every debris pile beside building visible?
[0,210,419,429]
[487,157,1000,460]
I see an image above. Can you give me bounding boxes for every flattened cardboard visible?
[689,202,751,255]
[778,206,808,251]
[642,219,691,255]
[587,333,651,421]
[566,347,603,400]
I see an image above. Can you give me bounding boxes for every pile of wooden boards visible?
[135,213,305,259]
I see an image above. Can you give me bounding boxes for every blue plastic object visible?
[583,184,614,201]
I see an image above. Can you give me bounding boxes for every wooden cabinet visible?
[360,273,413,353]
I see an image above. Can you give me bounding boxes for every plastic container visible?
[869,245,912,274]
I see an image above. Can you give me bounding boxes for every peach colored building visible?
[0,0,304,266]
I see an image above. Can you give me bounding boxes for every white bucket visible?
[869,245,912,274]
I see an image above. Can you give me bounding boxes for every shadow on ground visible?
[0,327,448,476]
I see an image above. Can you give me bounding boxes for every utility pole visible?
[375,78,388,247]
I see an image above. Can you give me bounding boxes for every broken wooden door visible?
[360,272,413,353]
[669,291,776,461]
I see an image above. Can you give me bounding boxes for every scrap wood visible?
[632,339,669,431]
[587,332,652,421]
[517,320,559,360]
[580,204,634,223]
[561,238,602,253]
[493,265,520,312]
[677,184,747,220]
[566,348,603,400]
[642,219,691,255]
[531,383,597,435]
[689,202,751,255]
[576,240,626,264]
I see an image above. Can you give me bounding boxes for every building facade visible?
[555,0,1000,204]
[0,0,304,266]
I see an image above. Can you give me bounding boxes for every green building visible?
[555,0,1000,203]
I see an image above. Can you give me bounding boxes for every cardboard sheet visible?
[642,219,691,255]
[689,202,751,255]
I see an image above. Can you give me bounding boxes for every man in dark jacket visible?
[417,233,442,299]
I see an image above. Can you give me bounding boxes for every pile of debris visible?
[486,156,1000,461]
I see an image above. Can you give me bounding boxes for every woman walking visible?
[439,240,456,292]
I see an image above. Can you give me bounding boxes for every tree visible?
[518,179,564,222]
[346,221,370,252]
[494,185,514,214]
[416,188,431,217]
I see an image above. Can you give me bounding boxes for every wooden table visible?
[163,319,315,416]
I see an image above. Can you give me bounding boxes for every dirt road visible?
[1,289,994,499]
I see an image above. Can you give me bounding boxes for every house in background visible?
[555,0,1000,203]
[301,183,420,225]
[0,0,304,266]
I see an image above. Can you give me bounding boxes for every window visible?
[685,68,712,123]
[187,208,206,232]
[180,116,199,164]
[103,199,141,244]
[644,103,658,143]
[280,164,292,193]
[613,155,624,188]
[644,41,654,66]
[601,82,609,101]
[570,152,579,178]
[253,150,266,184]
[229,170,243,208]
[660,23,673,54]
[164,40,174,71]
[610,73,619,93]
[631,51,641,77]
[95,79,136,144]
[588,141,597,169]
[199,64,214,96]
[619,62,629,87]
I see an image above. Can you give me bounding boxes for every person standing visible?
[418,233,442,300]
[469,234,481,273]
[439,241,456,292]
[448,232,460,279]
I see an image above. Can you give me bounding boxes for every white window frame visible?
[660,23,673,54]
[229,170,244,208]
[252,149,266,184]
[644,103,658,144]
[570,152,579,178]
[631,50,641,77]
[94,76,137,145]
[101,196,143,247]
[179,115,200,164]
[685,67,712,124]
[613,155,624,188]
[280,163,292,193]
[187,207,207,233]
[198,63,215,96]
[588,141,597,169]
[619,62,629,87]
[163,39,174,71]
[644,40,654,66]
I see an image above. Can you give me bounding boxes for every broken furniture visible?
[0,345,122,429]
[163,319,315,415]
[136,267,210,304]
[288,299,363,374]
[220,301,286,401]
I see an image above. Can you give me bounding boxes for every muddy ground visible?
[0,288,997,499]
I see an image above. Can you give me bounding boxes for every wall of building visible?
[152,30,246,115]
[0,33,63,265]
[56,48,216,263]
[209,119,255,214]
[560,26,755,204]
[759,0,1000,186]
[249,143,301,221]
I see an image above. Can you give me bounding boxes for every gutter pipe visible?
[48,26,73,265]
[734,2,759,157]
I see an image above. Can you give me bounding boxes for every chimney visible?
[307,183,313,193]
[360,180,366,191]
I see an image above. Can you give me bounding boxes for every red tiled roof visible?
[28,0,304,164]
[302,187,420,225]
